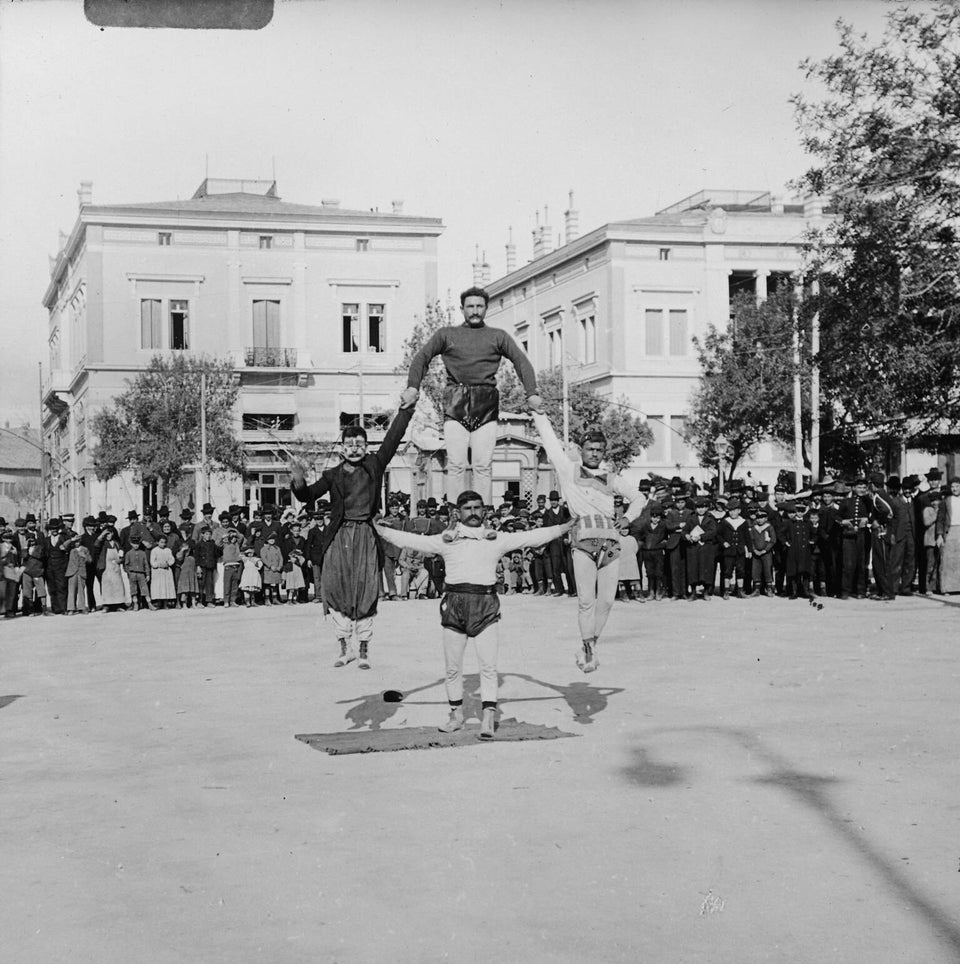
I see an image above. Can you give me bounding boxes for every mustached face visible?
[459,500,485,527]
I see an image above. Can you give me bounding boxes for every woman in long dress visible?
[150,537,177,608]
[99,532,127,611]
[935,477,960,593]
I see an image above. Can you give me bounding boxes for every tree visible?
[395,298,453,427]
[500,365,652,469]
[91,355,244,502]
[686,291,805,479]
[792,2,960,447]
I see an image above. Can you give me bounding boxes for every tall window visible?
[356,238,369,252]
[170,300,189,350]
[548,329,563,368]
[668,309,688,356]
[579,314,596,364]
[367,304,385,352]
[140,299,162,349]
[644,309,663,355]
[342,303,360,352]
[259,236,273,250]
[670,416,690,464]
[646,415,667,462]
[252,299,280,348]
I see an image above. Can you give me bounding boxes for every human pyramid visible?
[5,286,958,742]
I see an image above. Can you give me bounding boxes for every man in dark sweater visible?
[403,286,542,506]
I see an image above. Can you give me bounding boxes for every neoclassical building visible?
[41,178,444,518]
[483,189,829,488]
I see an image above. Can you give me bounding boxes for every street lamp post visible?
[715,432,728,495]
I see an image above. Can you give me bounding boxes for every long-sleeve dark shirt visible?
[406,324,537,394]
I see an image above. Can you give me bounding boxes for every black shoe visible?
[358,642,370,669]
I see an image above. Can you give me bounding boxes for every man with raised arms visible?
[375,490,572,739]
[530,411,646,672]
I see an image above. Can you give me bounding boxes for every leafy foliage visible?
[686,291,804,479]
[91,355,244,500]
[500,365,652,469]
[792,2,960,443]
[395,299,454,425]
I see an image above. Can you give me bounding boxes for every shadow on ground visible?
[336,672,625,731]
[625,725,960,957]
[0,695,23,710]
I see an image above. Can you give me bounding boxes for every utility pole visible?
[37,362,46,522]
[809,278,821,484]
[200,372,209,503]
[792,296,804,492]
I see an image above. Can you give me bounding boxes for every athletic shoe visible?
[577,639,598,673]
[479,707,495,739]
[438,708,464,733]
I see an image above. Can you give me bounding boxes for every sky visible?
[0,0,893,426]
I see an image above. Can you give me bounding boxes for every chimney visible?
[770,193,784,214]
[472,244,484,286]
[321,198,341,209]
[540,205,554,255]
[77,181,93,208]
[803,194,824,219]
[505,226,517,274]
[481,251,491,287]
[564,189,579,244]
[391,199,404,214]
[532,210,544,259]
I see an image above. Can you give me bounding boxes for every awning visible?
[240,393,297,414]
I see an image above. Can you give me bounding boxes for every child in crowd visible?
[284,546,306,604]
[123,538,154,611]
[150,535,177,609]
[637,502,668,599]
[399,545,430,600]
[21,542,49,616]
[718,498,750,599]
[240,548,262,607]
[175,531,198,609]
[750,510,776,597]
[259,533,284,605]
[220,530,243,608]
[66,542,92,614]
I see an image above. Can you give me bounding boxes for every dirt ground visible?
[2,590,959,963]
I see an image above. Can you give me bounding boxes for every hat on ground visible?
[201,503,215,515]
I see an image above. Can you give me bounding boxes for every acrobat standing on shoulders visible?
[402,286,543,506]
[530,409,646,672]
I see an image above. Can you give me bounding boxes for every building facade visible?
[484,190,828,488]
[41,179,443,518]
[0,424,42,521]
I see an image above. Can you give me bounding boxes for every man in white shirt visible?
[530,412,646,672]
[376,489,571,739]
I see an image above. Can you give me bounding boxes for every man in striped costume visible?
[531,412,646,672]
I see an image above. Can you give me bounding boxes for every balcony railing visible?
[244,347,298,368]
